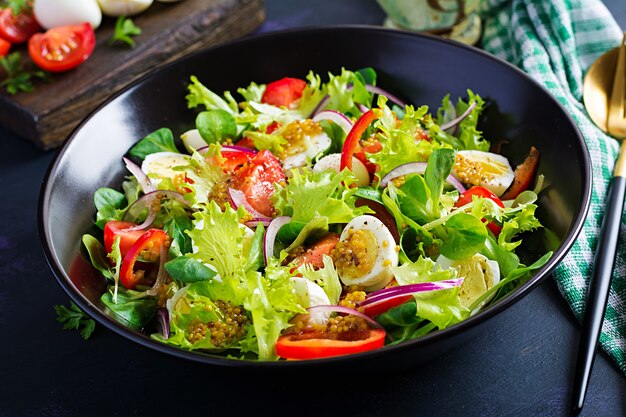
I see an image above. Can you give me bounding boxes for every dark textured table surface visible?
[1,1,625,416]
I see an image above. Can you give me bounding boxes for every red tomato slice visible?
[28,23,95,72]
[0,9,40,44]
[104,221,146,257]
[234,137,256,149]
[361,295,413,317]
[0,37,10,57]
[120,229,167,290]
[221,150,253,172]
[234,150,285,217]
[291,233,340,271]
[261,77,307,107]
[275,329,386,360]
[341,110,377,171]
[455,186,505,236]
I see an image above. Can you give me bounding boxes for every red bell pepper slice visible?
[120,229,167,289]
[275,328,386,360]
[340,109,377,171]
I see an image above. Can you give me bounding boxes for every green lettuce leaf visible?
[299,254,342,305]
[186,75,238,114]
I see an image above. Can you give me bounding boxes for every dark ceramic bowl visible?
[39,27,590,369]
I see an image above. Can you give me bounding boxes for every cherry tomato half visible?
[290,233,340,271]
[120,229,167,290]
[500,146,540,200]
[28,23,95,72]
[275,329,386,360]
[455,186,505,236]
[0,37,10,57]
[104,221,146,258]
[234,149,285,217]
[0,9,40,44]
[261,77,307,108]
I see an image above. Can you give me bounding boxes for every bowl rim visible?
[38,25,592,367]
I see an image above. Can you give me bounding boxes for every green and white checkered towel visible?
[481,0,625,373]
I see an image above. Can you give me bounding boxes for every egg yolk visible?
[280,120,322,158]
[331,229,378,279]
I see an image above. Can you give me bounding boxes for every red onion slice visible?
[363,84,407,108]
[312,110,353,134]
[155,308,170,339]
[359,278,465,307]
[123,190,190,228]
[123,157,154,194]
[440,101,477,134]
[264,216,291,265]
[379,162,466,193]
[228,187,272,221]
[307,305,384,330]
[358,104,369,113]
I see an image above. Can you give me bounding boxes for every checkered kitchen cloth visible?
[481,0,625,373]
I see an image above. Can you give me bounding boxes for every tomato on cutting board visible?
[0,8,40,44]
[0,37,10,56]
[28,22,95,72]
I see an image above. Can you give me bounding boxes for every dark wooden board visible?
[0,0,265,150]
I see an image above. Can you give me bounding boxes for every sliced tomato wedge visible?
[261,77,307,107]
[0,37,10,57]
[455,186,505,236]
[28,23,95,72]
[361,295,413,317]
[221,149,253,172]
[234,149,285,217]
[341,110,377,171]
[291,233,340,271]
[120,229,167,290]
[104,220,146,257]
[275,329,386,360]
[500,146,540,200]
[0,9,40,44]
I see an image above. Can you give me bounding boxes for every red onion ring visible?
[312,110,353,134]
[359,278,465,307]
[264,216,291,265]
[123,190,191,228]
[309,84,407,118]
[123,157,154,194]
[155,308,170,339]
[358,104,369,113]
[379,162,466,193]
[440,101,477,134]
[228,187,272,221]
[307,305,384,330]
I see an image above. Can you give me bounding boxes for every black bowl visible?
[39,26,591,369]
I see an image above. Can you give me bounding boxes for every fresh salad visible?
[81,68,551,361]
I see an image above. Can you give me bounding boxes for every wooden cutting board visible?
[0,0,265,150]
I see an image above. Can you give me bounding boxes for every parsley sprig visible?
[0,0,32,15]
[54,302,96,340]
[109,16,142,48]
[0,52,48,95]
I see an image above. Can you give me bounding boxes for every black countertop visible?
[1,1,625,416]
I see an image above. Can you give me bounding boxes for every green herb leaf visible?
[128,128,178,160]
[101,288,157,330]
[54,302,96,340]
[165,255,218,283]
[0,51,49,95]
[81,235,114,280]
[1,0,31,16]
[439,212,488,260]
[109,16,142,48]
[196,109,237,144]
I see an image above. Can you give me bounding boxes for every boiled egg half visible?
[141,152,191,188]
[34,0,102,29]
[279,120,331,171]
[313,153,370,187]
[452,150,514,197]
[332,215,398,292]
[436,253,500,311]
[290,277,331,324]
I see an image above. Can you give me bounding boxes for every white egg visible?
[333,215,399,292]
[97,0,153,17]
[141,152,191,188]
[290,277,331,324]
[435,253,500,311]
[282,131,332,171]
[180,129,207,153]
[34,0,102,30]
[452,150,514,197]
[313,153,370,187]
